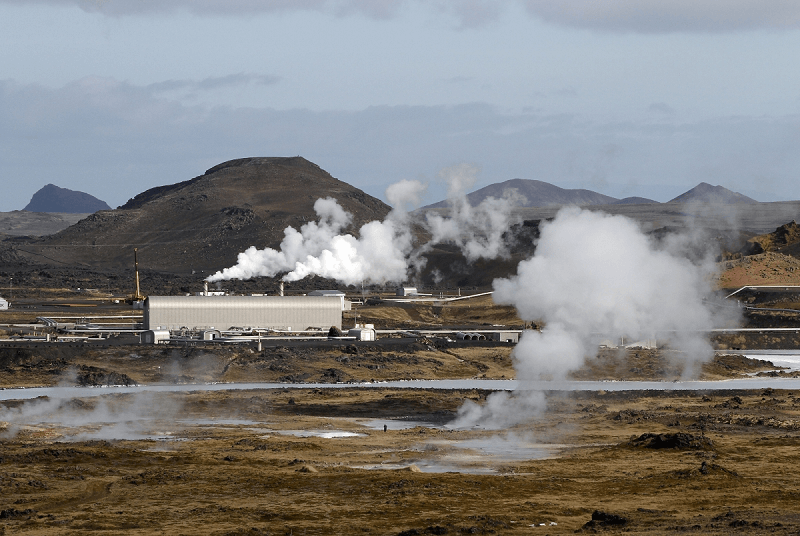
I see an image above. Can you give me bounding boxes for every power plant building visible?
[144,295,345,331]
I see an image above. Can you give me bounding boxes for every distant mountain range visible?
[24,184,110,213]
[13,157,391,273]
[423,179,755,209]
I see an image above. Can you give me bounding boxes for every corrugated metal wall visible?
[144,296,343,330]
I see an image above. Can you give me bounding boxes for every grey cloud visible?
[522,0,800,33]
[445,76,475,85]
[436,0,504,29]
[3,0,504,27]
[1,77,798,212]
[4,0,402,18]
[553,87,578,98]
[196,73,281,90]
[147,73,280,94]
[648,102,676,115]
[5,0,800,32]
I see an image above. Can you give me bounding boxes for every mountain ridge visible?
[423,179,756,208]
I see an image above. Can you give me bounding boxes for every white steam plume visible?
[208,166,525,285]
[0,391,184,441]
[452,207,731,429]
[207,184,423,285]
[425,163,526,261]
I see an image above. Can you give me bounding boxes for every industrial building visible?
[308,290,350,311]
[144,295,346,331]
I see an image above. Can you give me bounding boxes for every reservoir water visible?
[2,376,800,401]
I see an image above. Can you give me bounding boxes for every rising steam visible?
[424,164,527,262]
[207,164,524,285]
[452,207,733,429]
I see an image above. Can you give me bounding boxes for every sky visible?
[2,0,800,211]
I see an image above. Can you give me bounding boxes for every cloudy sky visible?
[2,0,800,211]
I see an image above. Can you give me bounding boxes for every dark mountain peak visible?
[668,183,757,204]
[423,178,619,209]
[23,184,111,214]
[204,156,320,175]
[120,157,334,211]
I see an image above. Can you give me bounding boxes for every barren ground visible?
[1,296,800,534]
[2,385,800,535]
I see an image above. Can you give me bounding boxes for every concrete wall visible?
[144,295,343,331]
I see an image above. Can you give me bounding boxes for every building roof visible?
[146,295,342,309]
[308,290,345,296]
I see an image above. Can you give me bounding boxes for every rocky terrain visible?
[0,211,90,238]
[741,220,800,256]
[0,347,798,534]
[0,280,799,534]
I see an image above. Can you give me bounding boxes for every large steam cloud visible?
[424,164,526,262]
[208,196,416,285]
[452,207,731,429]
[207,165,523,285]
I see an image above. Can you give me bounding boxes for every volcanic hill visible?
[423,178,622,209]
[668,182,757,204]
[24,184,110,213]
[12,157,391,274]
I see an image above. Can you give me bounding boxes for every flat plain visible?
[2,295,800,535]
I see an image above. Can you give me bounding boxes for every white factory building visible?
[144,295,346,331]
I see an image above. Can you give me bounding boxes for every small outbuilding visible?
[489,331,520,343]
[0,297,8,310]
[396,286,418,296]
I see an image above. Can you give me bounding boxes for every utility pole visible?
[133,248,144,301]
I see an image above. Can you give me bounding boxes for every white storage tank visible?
[396,286,418,296]
[348,324,376,341]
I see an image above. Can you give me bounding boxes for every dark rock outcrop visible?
[24,184,110,213]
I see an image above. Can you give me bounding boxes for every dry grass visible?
[1,388,800,534]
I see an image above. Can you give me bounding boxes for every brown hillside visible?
[742,220,800,256]
[715,251,800,290]
[10,157,391,274]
